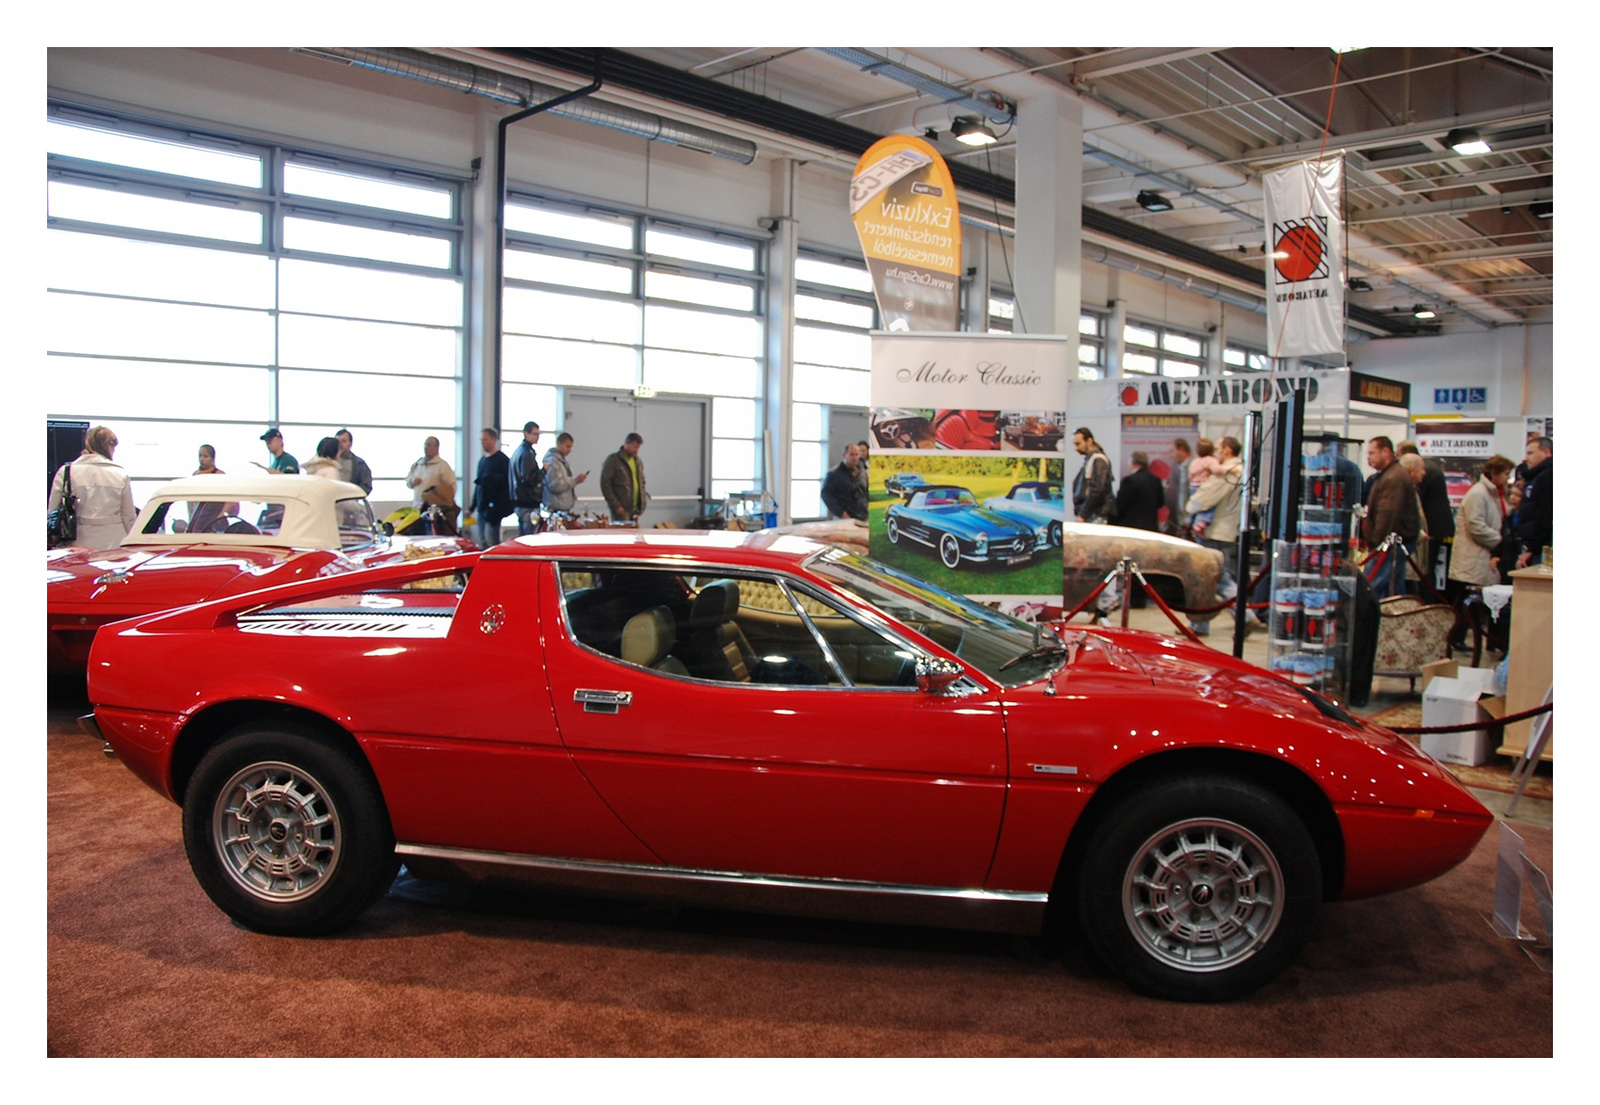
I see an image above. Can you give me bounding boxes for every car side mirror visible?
[382,521,395,537]
[915,654,965,694]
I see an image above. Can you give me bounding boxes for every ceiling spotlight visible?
[1348,277,1372,292]
[1413,305,1437,319]
[950,116,998,146]
[1530,201,1552,219]
[1136,190,1174,212]
[1445,127,1491,156]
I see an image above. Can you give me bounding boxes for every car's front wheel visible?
[1048,521,1064,547]
[182,725,398,936]
[1074,774,1321,1002]
[938,533,962,569]
[886,516,901,544]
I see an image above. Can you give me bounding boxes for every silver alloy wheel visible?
[1120,816,1283,973]
[212,759,343,903]
[887,516,900,543]
[939,533,961,568]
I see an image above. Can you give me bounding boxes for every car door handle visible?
[574,688,633,714]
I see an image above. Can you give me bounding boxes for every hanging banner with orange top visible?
[850,135,962,332]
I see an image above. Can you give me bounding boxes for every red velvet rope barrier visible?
[1381,700,1551,736]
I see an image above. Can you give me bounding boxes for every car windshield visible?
[917,489,975,508]
[806,549,1061,686]
[1034,485,1065,501]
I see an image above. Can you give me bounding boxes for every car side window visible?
[556,565,913,689]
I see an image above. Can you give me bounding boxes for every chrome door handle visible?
[574,688,633,714]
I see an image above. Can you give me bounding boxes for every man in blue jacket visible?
[471,428,512,547]
[508,421,545,535]
[1515,436,1552,567]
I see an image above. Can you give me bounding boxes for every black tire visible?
[1074,774,1321,1002]
[1048,521,1063,547]
[886,515,901,544]
[938,533,962,569]
[182,724,399,936]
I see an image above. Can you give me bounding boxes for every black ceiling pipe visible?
[492,53,603,429]
[496,47,1422,339]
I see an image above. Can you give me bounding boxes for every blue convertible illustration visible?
[983,480,1067,548]
[885,485,1037,569]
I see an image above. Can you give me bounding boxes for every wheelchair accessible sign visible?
[1434,386,1487,411]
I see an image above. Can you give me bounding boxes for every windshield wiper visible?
[999,637,1068,672]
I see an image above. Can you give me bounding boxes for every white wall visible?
[1351,324,1553,459]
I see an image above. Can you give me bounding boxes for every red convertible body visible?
[48,475,474,675]
[83,530,1492,1001]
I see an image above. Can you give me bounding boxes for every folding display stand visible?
[1484,823,1553,971]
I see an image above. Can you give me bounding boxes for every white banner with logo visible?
[1264,158,1346,359]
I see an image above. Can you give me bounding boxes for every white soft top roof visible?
[126,474,371,550]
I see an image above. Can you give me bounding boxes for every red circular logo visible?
[1274,225,1324,282]
[1120,385,1141,406]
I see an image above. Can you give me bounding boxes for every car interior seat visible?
[620,606,690,676]
[683,579,757,682]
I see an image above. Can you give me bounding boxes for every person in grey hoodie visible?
[542,431,589,514]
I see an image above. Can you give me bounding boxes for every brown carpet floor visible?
[47,685,1553,1058]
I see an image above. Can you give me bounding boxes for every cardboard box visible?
[1420,668,1499,766]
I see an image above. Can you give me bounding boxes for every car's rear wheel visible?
[182,725,398,936]
[1048,521,1063,547]
[939,533,962,569]
[1075,774,1321,1002]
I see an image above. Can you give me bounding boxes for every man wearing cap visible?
[259,428,299,475]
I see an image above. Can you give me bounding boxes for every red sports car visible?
[48,474,475,675]
[81,530,1492,1001]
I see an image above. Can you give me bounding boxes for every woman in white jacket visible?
[1448,455,1515,587]
[49,425,138,549]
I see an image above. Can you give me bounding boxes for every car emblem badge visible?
[480,604,507,634]
[1190,884,1215,906]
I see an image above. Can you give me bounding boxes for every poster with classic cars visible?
[869,333,1074,607]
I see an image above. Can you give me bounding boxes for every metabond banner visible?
[850,136,962,332]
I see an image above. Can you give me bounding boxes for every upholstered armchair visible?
[1373,594,1456,691]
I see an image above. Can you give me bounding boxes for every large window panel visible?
[503,335,637,390]
[504,287,641,344]
[47,229,275,308]
[645,270,756,312]
[501,384,560,436]
[645,227,756,271]
[643,349,759,398]
[49,292,274,364]
[278,315,459,376]
[278,369,458,426]
[505,203,634,250]
[796,295,873,328]
[282,216,452,269]
[793,363,869,406]
[42,356,270,422]
[644,304,761,357]
[48,119,264,187]
[505,250,633,295]
[796,255,874,293]
[279,259,462,327]
[794,325,870,368]
[48,181,263,244]
[284,162,453,220]
[712,438,755,481]
[713,397,756,439]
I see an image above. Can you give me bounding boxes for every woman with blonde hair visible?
[49,424,138,548]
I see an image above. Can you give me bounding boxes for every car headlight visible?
[974,533,988,553]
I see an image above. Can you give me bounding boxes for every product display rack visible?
[1266,437,1358,702]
